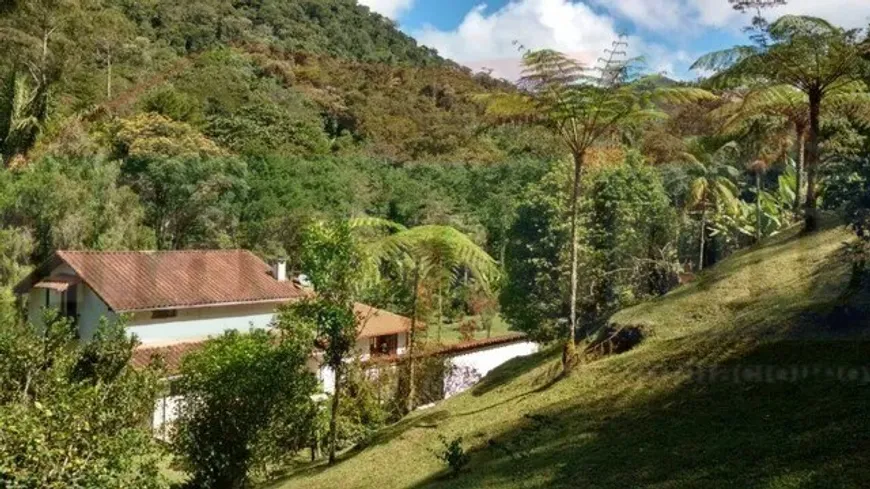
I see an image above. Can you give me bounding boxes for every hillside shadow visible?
[410,336,870,489]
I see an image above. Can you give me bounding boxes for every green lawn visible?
[431,315,513,345]
[270,218,870,489]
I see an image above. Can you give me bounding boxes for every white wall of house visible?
[78,284,115,340]
[443,340,539,398]
[126,302,281,346]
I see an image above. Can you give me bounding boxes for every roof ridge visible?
[57,249,249,254]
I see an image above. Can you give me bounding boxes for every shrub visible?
[0,312,166,488]
[172,329,319,488]
[433,435,470,476]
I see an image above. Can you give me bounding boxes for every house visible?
[14,250,411,366]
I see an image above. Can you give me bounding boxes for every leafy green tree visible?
[113,113,225,160]
[693,15,870,230]
[500,167,570,343]
[172,328,318,488]
[121,156,247,250]
[485,46,712,368]
[7,157,155,262]
[0,312,166,488]
[289,219,364,465]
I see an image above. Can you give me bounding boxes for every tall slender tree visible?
[483,43,713,369]
[295,220,362,465]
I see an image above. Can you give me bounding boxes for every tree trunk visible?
[565,151,583,370]
[755,172,763,243]
[698,208,707,272]
[405,265,420,414]
[794,128,805,213]
[804,89,822,231]
[106,52,112,99]
[327,363,342,465]
[436,284,442,343]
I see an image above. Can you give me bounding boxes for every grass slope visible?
[274,221,870,489]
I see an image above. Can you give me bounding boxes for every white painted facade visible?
[443,340,539,398]
[125,302,280,346]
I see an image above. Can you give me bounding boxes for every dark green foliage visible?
[172,328,319,489]
[110,0,445,65]
[581,153,679,321]
[3,157,155,263]
[433,435,470,476]
[500,166,569,343]
[120,156,248,250]
[206,101,330,157]
[501,154,679,341]
[0,312,166,488]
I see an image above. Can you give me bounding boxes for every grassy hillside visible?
[273,219,870,489]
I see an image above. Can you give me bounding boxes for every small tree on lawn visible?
[292,219,364,465]
[172,328,318,488]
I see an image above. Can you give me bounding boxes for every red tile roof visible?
[355,303,412,338]
[21,250,305,312]
[131,340,207,374]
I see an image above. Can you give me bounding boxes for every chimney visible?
[273,259,287,282]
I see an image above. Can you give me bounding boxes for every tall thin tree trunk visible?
[698,208,707,272]
[755,172,763,243]
[794,128,805,213]
[328,363,342,465]
[405,265,420,414]
[436,284,442,343]
[804,90,822,231]
[106,52,112,99]
[565,151,583,370]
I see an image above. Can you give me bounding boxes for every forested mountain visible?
[0,0,568,275]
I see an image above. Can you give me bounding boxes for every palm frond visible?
[650,87,717,105]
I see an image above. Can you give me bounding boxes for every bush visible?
[433,435,470,476]
[0,312,166,488]
[172,329,319,488]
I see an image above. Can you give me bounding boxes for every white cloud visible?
[415,0,628,80]
[358,0,414,19]
[413,0,870,81]
[595,0,870,34]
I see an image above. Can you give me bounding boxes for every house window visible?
[151,309,178,319]
[370,334,398,356]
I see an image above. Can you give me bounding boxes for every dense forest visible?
[3,0,870,487]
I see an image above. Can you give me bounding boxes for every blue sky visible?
[358,0,870,81]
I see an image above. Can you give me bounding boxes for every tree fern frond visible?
[691,46,759,72]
